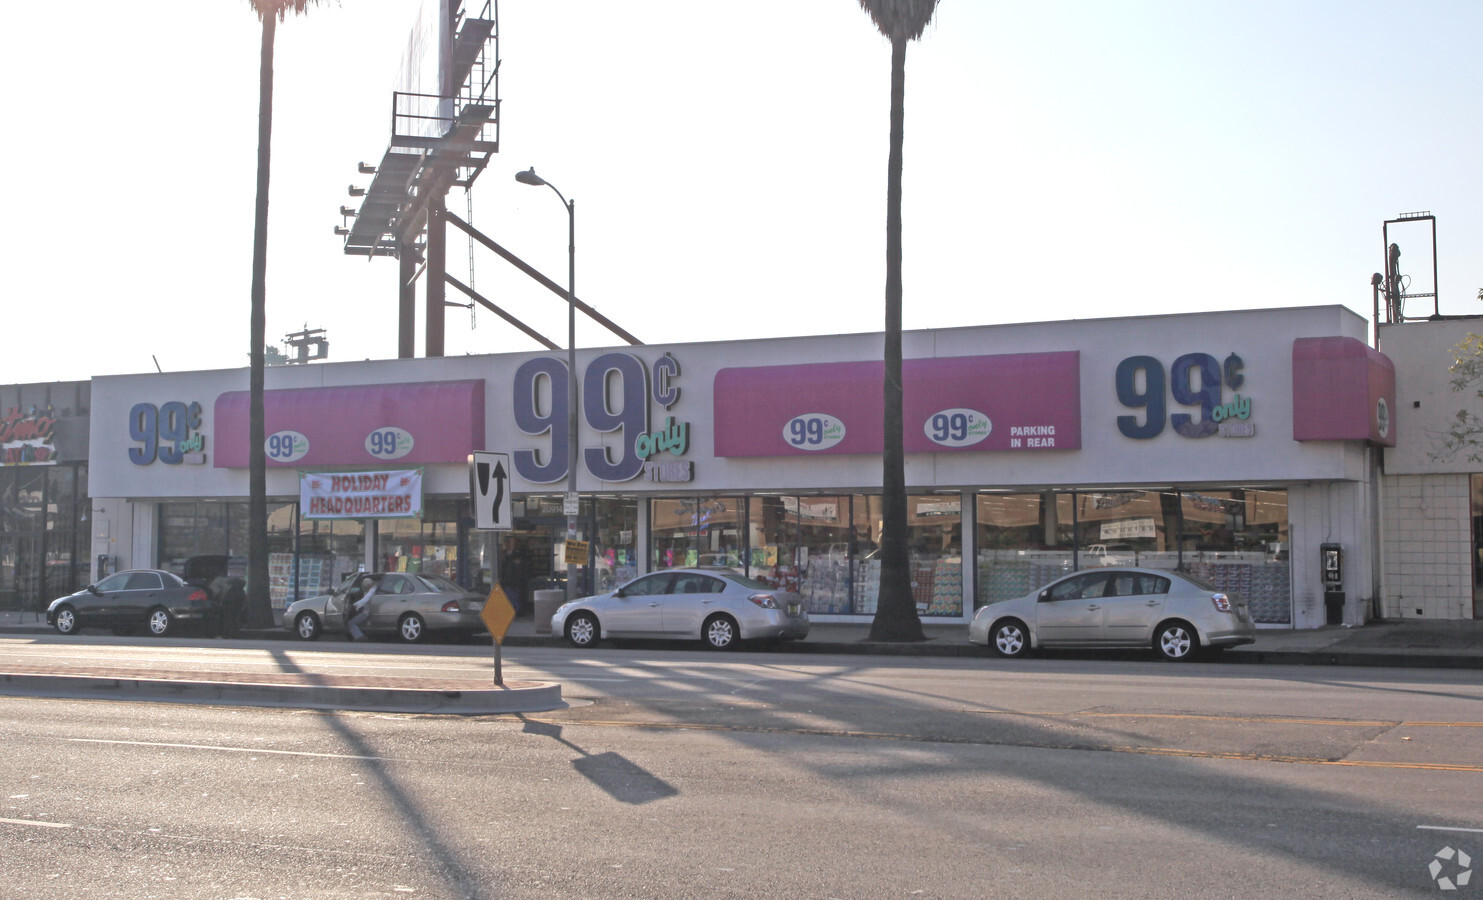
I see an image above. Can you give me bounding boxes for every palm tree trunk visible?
[246,12,275,628]
[870,36,925,642]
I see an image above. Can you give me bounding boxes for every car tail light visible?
[188,589,209,605]
[441,600,461,613]
[1210,593,1232,613]
[748,593,778,609]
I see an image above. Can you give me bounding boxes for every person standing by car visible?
[346,577,378,641]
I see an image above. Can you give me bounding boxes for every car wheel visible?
[1155,621,1197,661]
[53,605,78,636]
[703,614,739,650]
[147,607,173,637]
[398,612,427,643]
[565,611,599,648]
[294,611,322,641]
[990,618,1029,658]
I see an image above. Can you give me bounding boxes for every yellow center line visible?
[967,710,1483,728]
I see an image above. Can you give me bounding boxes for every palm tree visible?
[244,0,323,626]
[856,0,939,641]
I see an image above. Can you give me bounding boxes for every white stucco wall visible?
[84,305,1387,626]
[1375,319,1483,620]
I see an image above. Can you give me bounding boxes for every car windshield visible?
[412,574,466,593]
[719,572,777,591]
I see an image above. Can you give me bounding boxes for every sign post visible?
[470,451,515,684]
[480,584,517,686]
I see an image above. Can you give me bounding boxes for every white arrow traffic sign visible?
[470,451,512,531]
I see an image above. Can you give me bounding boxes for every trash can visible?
[1324,590,1345,626]
[533,589,566,635]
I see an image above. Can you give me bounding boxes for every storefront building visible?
[0,381,91,613]
[86,306,1393,628]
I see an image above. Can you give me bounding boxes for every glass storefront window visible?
[1175,489,1290,625]
[593,498,638,593]
[1072,490,1174,566]
[975,492,1075,609]
[161,501,298,602]
[651,498,701,569]
[851,495,882,614]
[293,514,363,602]
[793,496,851,615]
[698,498,746,570]
[747,497,796,591]
[909,495,964,617]
[377,498,464,582]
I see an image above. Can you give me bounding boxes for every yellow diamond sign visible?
[480,583,517,644]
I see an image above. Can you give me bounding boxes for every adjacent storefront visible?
[0,382,91,613]
[86,306,1393,627]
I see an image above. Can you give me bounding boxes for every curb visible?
[3,625,1480,670]
[0,670,565,714]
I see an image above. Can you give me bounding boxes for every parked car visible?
[968,567,1256,661]
[46,569,214,637]
[551,567,810,650]
[284,572,486,643]
[181,555,248,637]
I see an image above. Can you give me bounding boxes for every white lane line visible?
[1418,825,1483,834]
[68,738,383,762]
[0,817,71,829]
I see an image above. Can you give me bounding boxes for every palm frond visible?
[248,0,330,23]
[856,0,940,42]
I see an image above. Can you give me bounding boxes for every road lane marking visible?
[68,738,384,761]
[1419,825,1483,834]
[968,710,1483,728]
[0,817,71,828]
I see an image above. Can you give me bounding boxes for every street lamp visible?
[516,166,580,601]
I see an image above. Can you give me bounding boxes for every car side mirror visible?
[87,584,102,596]
[614,587,627,598]
[1038,590,1049,602]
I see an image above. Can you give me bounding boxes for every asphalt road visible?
[1,640,1480,899]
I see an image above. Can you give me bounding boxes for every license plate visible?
[787,603,801,616]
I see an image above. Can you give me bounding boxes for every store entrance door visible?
[500,513,592,614]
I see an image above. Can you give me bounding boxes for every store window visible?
[975,487,1290,624]
[593,497,638,593]
[975,492,1074,607]
[739,496,787,589]
[651,498,701,569]
[377,498,464,582]
[159,501,296,600]
[1072,490,1175,567]
[1175,489,1290,625]
[792,496,851,614]
[908,495,964,617]
[293,514,363,602]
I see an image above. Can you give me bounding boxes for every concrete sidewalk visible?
[1,609,1479,715]
[4,608,1482,668]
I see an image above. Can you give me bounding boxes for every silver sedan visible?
[284,572,486,643]
[551,568,810,650]
[969,567,1256,661]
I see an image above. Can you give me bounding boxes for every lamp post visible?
[516,167,579,601]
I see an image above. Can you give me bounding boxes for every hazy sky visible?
[6,1,1480,383]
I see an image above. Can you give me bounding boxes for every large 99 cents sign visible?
[1115,352,1252,440]
[514,352,684,483]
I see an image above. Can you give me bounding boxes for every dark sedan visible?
[47,569,214,637]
